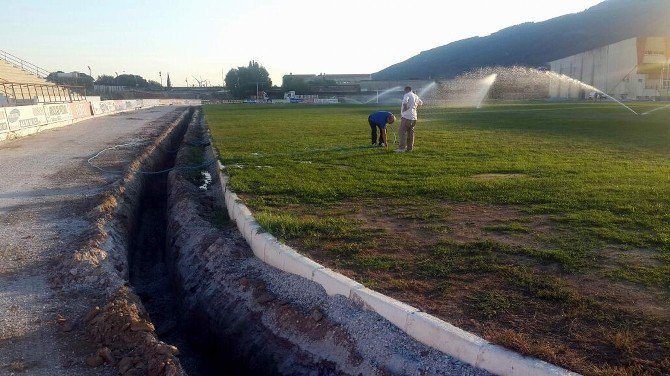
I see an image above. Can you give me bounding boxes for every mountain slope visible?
[373,0,670,80]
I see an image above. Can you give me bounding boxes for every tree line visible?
[47,60,334,98]
[47,72,166,91]
[224,61,272,99]
[223,61,345,99]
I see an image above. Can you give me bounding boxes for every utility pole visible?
[85,66,92,97]
[252,82,266,102]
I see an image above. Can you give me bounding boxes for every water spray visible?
[641,104,670,116]
[476,74,498,109]
[549,72,639,115]
[418,82,437,98]
[594,90,640,115]
[423,66,643,115]
[365,86,403,104]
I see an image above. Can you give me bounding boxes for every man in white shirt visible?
[396,86,423,152]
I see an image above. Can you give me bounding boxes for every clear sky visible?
[1,0,604,87]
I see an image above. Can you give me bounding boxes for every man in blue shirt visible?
[368,111,396,147]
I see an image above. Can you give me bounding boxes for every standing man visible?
[396,86,423,152]
[368,111,395,147]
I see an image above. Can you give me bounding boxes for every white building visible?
[549,37,670,100]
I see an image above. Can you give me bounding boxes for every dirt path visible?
[0,107,181,375]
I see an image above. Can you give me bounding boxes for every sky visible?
[0,0,605,87]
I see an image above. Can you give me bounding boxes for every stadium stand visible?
[0,50,83,106]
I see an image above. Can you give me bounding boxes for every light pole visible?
[159,71,163,88]
[253,81,266,102]
[84,66,91,97]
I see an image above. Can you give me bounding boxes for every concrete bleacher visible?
[0,59,53,85]
[0,52,80,106]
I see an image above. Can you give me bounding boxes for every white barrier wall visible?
[6,104,48,131]
[0,99,201,142]
[0,108,8,133]
[69,101,93,120]
[91,100,115,115]
[44,103,73,124]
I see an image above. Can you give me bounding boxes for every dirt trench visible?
[84,108,490,375]
[126,109,249,375]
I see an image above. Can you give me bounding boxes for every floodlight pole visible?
[252,81,265,102]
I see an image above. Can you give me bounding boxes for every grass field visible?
[206,102,670,375]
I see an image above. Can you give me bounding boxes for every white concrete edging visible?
[215,161,579,376]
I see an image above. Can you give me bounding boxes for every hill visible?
[372,0,670,80]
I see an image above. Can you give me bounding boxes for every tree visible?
[224,69,240,97]
[166,73,172,89]
[95,75,115,85]
[47,71,94,91]
[146,80,162,90]
[224,61,272,99]
[113,74,147,88]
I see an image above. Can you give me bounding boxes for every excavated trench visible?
[127,156,215,374]
[120,108,490,376]
[126,111,253,375]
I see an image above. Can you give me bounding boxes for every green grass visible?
[206,102,670,373]
[484,222,530,233]
[254,211,357,240]
[207,101,670,255]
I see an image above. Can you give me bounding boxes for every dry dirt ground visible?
[0,107,179,375]
[269,199,670,375]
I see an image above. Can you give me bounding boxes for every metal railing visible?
[0,82,84,107]
[0,49,51,79]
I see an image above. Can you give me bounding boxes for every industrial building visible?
[549,36,670,100]
[281,73,433,104]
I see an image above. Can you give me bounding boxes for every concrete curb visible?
[214,160,579,376]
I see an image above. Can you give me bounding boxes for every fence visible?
[0,49,51,79]
[0,82,85,107]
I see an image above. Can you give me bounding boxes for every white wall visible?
[549,38,646,99]
[0,99,202,142]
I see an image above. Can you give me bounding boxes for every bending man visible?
[397,86,423,152]
[367,111,395,147]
